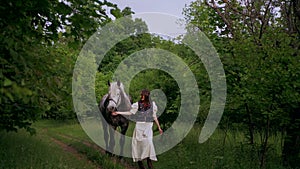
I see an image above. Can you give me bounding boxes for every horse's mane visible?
[109,81,131,112]
[118,82,131,111]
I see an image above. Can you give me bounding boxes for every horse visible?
[98,80,132,157]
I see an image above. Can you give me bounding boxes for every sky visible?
[107,0,196,37]
[108,0,194,18]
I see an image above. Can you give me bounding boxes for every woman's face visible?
[141,94,145,101]
[140,89,150,102]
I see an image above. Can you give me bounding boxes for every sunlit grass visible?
[0,129,97,169]
[0,120,292,169]
[34,120,134,169]
[154,126,289,169]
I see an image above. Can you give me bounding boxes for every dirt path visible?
[50,137,101,169]
[57,134,106,154]
[50,133,138,169]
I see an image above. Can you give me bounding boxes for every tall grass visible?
[0,129,97,169]
[0,120,293,169]
[33,120,132,169]
[154,125,290,169]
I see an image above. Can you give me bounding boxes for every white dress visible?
[130,101,158,162]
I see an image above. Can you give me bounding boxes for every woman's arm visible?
[111,102,138,116]
[112,111,132,116]
[154,117,163,135]
[152,102,163,134]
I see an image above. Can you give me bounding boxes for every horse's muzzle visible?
[107,106,117,112]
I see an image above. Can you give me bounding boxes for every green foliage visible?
[183,1,224,39]
[183,0,300,167]
[0,0,127,133]
[156,126,289,169]
[96,30,209,129]
[38,43,77,120]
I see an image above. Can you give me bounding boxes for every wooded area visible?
[1,0,299,168]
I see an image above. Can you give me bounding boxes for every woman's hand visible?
[158,127,163,135]
[111,111,118,116]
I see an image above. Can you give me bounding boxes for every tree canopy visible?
[184,0,300,167]
[0,0,131,133]
[1,0,299,167]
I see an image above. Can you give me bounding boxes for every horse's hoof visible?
[105,151,113,157]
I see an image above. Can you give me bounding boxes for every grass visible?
[0,120,295,169]
[0,128,97,169]
[33,120,134,169]
[154,126,291,169]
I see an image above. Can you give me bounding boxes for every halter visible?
[108,97,120,106]
[107,89,121,109]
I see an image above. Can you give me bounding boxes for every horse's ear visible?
[117,80,121,87]
[107,80,110,86]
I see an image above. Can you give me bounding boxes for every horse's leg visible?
[119,121,129,158]
[100,116,110,155]
[108,125,117,156]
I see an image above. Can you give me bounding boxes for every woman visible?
[112,89,163,169]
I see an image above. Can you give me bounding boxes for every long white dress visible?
[130,101,158,162]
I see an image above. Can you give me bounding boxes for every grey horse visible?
[99,80,132,157]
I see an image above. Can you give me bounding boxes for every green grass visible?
[0,129,97,169]
[154,126,291,169]
[0,120,134,169]
[0,120,294,169]
[33,120,134,169]
[33,120,90,139]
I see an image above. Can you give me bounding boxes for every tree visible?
[0,0,123,133]
[184,0,300,167]
[93,14,208,130]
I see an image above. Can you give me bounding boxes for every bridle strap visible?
[108,98,118,105]
[107,91,121,108]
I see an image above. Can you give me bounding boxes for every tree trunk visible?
[245,103,255,145]
[260,116,270,169]
[282,108,300,168]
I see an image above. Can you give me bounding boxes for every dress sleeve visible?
[152,101,158,118]
[130,102,138,114]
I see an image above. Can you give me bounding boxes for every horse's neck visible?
[119,90,131,111]
[100,94,109,114]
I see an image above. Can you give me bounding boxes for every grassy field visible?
[0,120,134,169]
[156,126,288,169]
[0,123,97,169]
[0,120,294,169]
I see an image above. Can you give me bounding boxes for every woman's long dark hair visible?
[139,89,151,109]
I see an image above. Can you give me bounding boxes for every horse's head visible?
[106,80,131,113]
